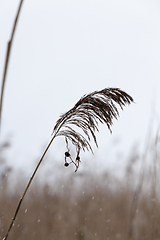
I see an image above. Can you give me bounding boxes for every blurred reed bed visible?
[0,133,160,240]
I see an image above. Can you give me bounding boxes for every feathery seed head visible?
[52,88,133,171]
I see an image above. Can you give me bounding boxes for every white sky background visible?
[0,0,160,175]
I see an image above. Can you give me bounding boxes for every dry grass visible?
[1,156,160,240]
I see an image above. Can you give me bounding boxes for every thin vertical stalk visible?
[127,127,152,240]
[151,129,159,240]
[0,0,24,134]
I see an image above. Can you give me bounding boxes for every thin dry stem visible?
[151,128,159,240]
[3,134,56,240]
[127,123,153,239]
[0,0,24,134]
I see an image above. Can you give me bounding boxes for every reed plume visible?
[3,87,133,240]
[53,88,133,171]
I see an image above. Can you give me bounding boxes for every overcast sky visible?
[0,0,160,174]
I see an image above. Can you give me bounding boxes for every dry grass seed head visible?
[52,88,133,171]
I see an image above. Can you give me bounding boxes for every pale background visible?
[0,0,160,175]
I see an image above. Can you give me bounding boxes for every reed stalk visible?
[3,87,133,240]
[0,0,24,134]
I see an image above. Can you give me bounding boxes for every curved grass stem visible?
[3,134,56,240]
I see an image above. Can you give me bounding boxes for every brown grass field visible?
[0,141,160,240]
